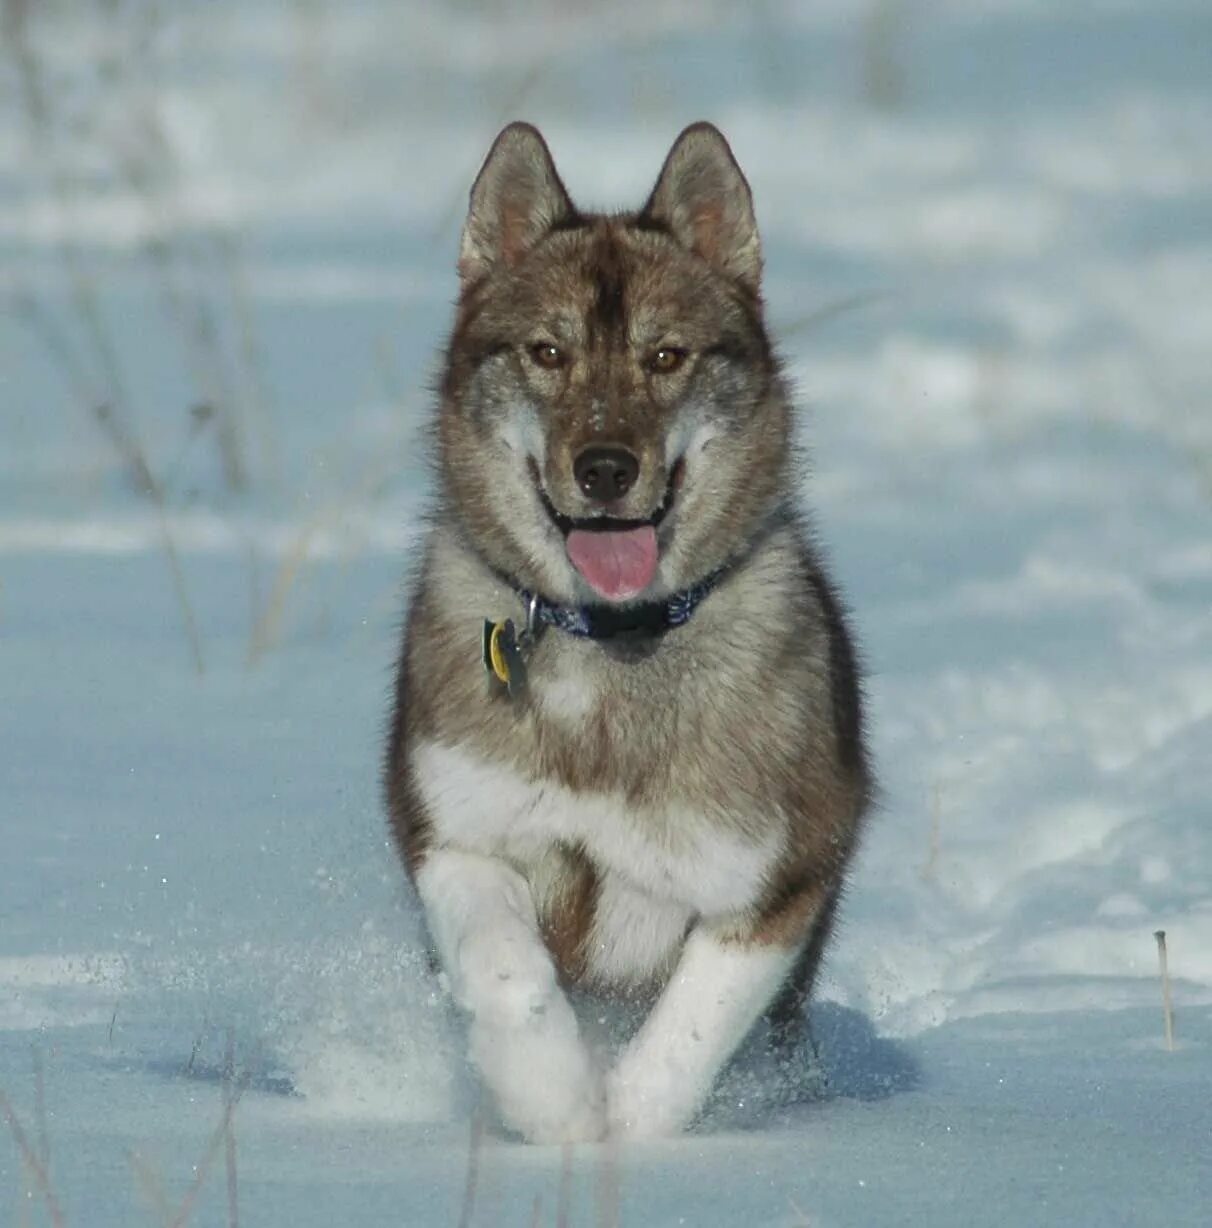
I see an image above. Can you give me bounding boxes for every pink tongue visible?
[565,524,659,601]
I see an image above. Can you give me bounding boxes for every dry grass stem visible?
[594,1137,621,1228]
[1154,929,1175,1051]
[557,1142,573,1228]
[218,230,279,481]
[0,1089,66,1228]
[18,1177,32,1228]
[108,19,254,494]
[7,298,203,672]
[153,499,206,676]
[246,508,328,666]
[921,780,942,882]
[8,291,155,494]
[780,290,890,340]
[788,1194,814,1225]
[2,0,154,495]
[129,1148,174,1227]
[430,57,548,244]
[166,1068,251,1228]
[134,226,247,492]
[32,1048,49,1172]
[455,1109,485,1228]
[862,0,908,111]
[247,457,396,666]
[224,1031,240,1228]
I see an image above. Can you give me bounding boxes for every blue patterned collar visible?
[515,566,726,641]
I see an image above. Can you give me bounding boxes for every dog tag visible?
[482,618,528,700]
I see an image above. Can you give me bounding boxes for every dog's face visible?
[439,122,790,605]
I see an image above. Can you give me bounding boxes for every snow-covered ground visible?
[2,2,1210,1223]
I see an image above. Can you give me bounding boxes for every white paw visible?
[470,1004,606,1144]
[606,1051,690,1140]
[523,1084,607,1146]
[455,926,557,1027]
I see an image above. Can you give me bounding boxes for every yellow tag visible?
[487,621,511,685]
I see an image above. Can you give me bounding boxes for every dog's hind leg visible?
[765,880,843,1048]
[606,880,834,1139]
[416,848,605,1143]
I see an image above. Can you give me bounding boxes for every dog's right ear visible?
[641,123,761,294]
[458,123,576,287]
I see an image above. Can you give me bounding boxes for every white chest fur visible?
[411,740,781,920]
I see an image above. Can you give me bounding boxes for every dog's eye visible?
[648,347,687,374]
[529,342,565,370]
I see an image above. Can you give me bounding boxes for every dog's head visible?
[439,122,790,605]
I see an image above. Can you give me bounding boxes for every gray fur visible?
[385,121,872,1134]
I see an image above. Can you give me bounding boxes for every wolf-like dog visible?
[385,121,871,1142]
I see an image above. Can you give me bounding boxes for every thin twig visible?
[245,507,327,666]
[921,780,942,882]
[557,1141,573,1228]
[4,6,206,673]
[184,1021,206,1077]
[18,1168,32,1228]
[145,479,207,676]
[455,1108,484,1228]
[594,1136,621,1228]
[110,35,249,493]
[224,1031,239,1228]
[218,229,279,482]
[32,1047,49,1173]
[246,456,395,666]
[8,291,153,491]
[861,0,909,112]
[429,60,547,245]
[134,225,247,491]
[167,1069,251,1228]
[1154,930,1175,1052]
[129,1147,174,1227]
[2,4,154,495]
[7,292,204,673]
[779,291,891,340]
[0,1089,66,1228]
[788,1194,814,1225]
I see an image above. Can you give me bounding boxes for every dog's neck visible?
[509,567,728,642]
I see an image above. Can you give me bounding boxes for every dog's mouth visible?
[529,459,684,603]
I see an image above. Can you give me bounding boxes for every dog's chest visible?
[412,739,777,917]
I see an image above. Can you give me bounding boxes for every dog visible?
[385,121,871,1143]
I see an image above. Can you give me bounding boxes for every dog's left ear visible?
[459,122,576,287]
[641,123,761,294]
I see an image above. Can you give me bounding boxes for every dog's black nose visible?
[573,446,640,502]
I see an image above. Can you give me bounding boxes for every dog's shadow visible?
[799,1000,921,1102]
[699,1001,920,1132]
[106,996,917,1136]
[94,1040,301,1100]
[701,1001,920,1131]
[579,995,919,1134]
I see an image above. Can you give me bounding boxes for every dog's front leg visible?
[606,917,807,1139]
[416,847,604,1143]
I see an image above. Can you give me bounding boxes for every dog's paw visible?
[522,1084,607,1146]
[606,1050,691,1140]
[470,1006,606,1145]
[455,925,557,1028]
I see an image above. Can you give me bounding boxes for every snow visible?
[2,0,1210,1223]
